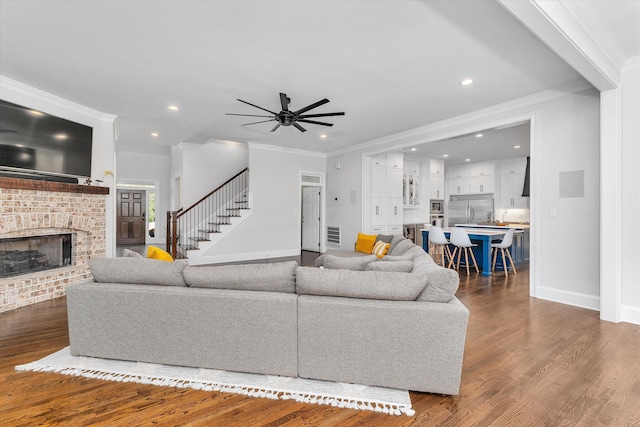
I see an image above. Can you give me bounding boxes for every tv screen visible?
[0,99,93,178]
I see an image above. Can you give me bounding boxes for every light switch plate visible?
[550,208,557,217]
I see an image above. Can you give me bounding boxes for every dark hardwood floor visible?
[2,258,639,426]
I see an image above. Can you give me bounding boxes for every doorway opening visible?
[300,173,324,254]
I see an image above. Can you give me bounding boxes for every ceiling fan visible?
[226,93,344,132]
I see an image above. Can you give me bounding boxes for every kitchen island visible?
[422,226,526,276]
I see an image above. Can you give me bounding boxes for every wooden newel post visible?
[171,211,179,259]
[166,211,172,254]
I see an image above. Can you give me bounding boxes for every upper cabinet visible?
[467,162,495,177]
[403,159,421,207]
[430,159,445,200]
[500,158,528,209]
[447,162,495,195]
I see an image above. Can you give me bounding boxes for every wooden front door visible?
[117,189,146,245]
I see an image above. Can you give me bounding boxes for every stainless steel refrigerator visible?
[448,195,494,226]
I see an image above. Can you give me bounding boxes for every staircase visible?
[167,168,250,260]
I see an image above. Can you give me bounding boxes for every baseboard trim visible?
[187,249,301,266]
[621,305,640,325]
[536,286,600,312]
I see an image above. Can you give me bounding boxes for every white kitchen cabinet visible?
[430,174,444,199]
[501,158,527,175]
[500,173,528,208]
[448,177,470,195]
[368,154,403,234]
[468,162,495,177]
[469,175,495,194]
[447,164,468,179]
[403,160,421,207]
[430,159,444,175]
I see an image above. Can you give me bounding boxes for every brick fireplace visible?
[0,177,109,312]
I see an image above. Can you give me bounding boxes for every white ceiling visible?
[0,0,635,156]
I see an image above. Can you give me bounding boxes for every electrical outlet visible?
[550,208,557,217]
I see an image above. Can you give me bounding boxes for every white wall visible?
[179,140,248,209]
[621,61,640,323]
[326,151,363,249]
[116,150,171,244]
[0,76,118,257]
[326,86,601,310]
[199,143,326,260]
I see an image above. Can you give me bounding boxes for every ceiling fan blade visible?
[271,123,281,132]
[297,112,345,119]
[237,99,278,115]
[280,93,290,111]
[297,119,334,127]
[293,98,329,115]
[293,123,307,132]
[241,119,276,126]
[226,113,274,118]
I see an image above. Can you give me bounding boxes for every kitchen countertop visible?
[455,223,530,230]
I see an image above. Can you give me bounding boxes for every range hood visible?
[522,156,530,197]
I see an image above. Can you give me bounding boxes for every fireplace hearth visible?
[0,234,73,279]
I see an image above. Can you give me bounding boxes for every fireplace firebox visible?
[0,234,73,279]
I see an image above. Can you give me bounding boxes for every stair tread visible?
[198,229,221,233]
[208,222,231,225]
[189,237,211,242]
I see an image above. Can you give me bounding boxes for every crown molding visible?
[0,75,117,123]
[497,0,620,91]
[623,56,640,72]
[247,142,327,158]
[328,79,591,158]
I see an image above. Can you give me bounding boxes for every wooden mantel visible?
[0,177,109,195]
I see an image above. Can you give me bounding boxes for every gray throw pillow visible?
[389,239,415,256]
[183,261,297,293]
[388,235,406,254]
[121,248,144,258]
[366,260,414,273]
[323,254,377,271]
[375,234,394,244]
[385,245,427,262]
[89,257,188,287]
[295,266,427,301]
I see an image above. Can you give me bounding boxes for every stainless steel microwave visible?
[430,199,444,214]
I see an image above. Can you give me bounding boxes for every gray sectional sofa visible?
[66,236,468,395]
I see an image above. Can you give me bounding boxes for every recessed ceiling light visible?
[167,105,179,111]
[459,79,474,86]
[320,134,327,139]
[465,159,471,162]
[151,132,159,137]
[410,147,417,151]
[514,145,521,149]
[54,133,67,140]
[443,154,449,158]
[475,133,483,138]
[29,110,44,116]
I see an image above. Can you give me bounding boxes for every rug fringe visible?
[16,363,415,416]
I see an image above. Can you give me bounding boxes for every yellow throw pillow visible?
[372,240,391,258]
[147,245,174,262]
[355,233,378,254]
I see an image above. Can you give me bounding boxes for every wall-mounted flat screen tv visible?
[0,99,93,180]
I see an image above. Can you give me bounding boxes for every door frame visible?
[299,173,326,253]
[116,180,162,245]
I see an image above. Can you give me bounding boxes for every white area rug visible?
[16,347,415,416]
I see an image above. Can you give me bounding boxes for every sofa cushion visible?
[388,235,406,254]
[314,250,371,267]
[89,257,188,287]
[389,239,414,256]
[372,241,390,258]
[355,233,378,254]
[147,245,174,262]
[183,261,297,293]
[122,248,144,258]
[366,260,414,273]
[385,245,427,261]
[412,256,460,303]
[296,267,427,301]
[323,254,377,271]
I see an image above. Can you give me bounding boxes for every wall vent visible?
[327,226,341,246]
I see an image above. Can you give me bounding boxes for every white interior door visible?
[302,186,321,252]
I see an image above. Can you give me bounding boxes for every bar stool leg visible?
[505,248,517,274]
